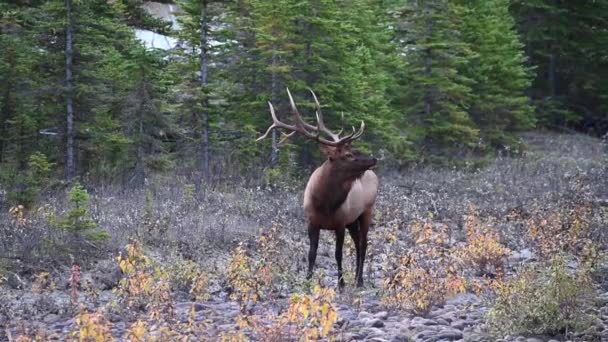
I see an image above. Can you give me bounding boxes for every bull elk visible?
[257,88,378,288]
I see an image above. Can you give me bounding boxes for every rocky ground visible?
[2,249,608,342]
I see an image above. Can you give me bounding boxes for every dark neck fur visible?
[311,162,356,217]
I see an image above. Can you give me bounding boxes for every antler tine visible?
[278,131,296,145]
[257,89,366,146]
[309,88,343,142]
[286,88,318,132]
[256,101,297,141]
[324,120,365,145]
[258,98,332,144]
[348,121,366,141]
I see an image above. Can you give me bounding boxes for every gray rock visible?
[363,318,385,328]
[437,313,455,323]
[390,334,408,342]
[374,311,389,320]
[463,332,487,342]
[43,313,61,324]
[445,293,479,306]
[598,292,608,305]
[509,248,535,264]
[436,318,450,326]
[367,338,389,342]
[413,330,436,340]
[362,327,385,338]
[432,329,463,340]
[450,320,467,330]
[6,272,27,289]
[358,311,373,320]
[92,260,123,290]
[217,324,236,332]
[525,338,543,342]
[411,316,439,326]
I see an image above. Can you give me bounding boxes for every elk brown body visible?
[257,88,378,288]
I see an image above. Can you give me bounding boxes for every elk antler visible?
[256,88,365,146]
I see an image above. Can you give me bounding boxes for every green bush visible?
[486,255,595,337]
[53,182,108,241]
[4,152,54,207]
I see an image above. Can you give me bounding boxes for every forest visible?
[0,0,607,341]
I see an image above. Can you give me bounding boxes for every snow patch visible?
[135,29,178,50]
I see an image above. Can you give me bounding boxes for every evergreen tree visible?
[121,46,175,186]
[461,0,535,148]
[396,0,478,158]
[0,5,49,169]
[174,0,236,183]
[511,0,608,134]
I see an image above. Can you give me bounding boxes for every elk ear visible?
[319,145,338,160]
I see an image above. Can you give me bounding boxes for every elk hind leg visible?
[307,224,320,280]
[335,228,345,289]
[357,209,373,287]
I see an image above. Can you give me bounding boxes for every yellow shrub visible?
[381,217,466,315]
[227,244,262,309]
[236,285,339,341]
[114,241,173,319]
[32,271,55,293]
[227,225,297,311]
[70,311,113,342]
[9,205,27,227]
[526,202,594,261]
[455,206,510,275]
[284,286,338,340]
[124,320,149,342]
[166,258,211,301]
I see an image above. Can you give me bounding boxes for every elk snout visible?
[363,155,377,169]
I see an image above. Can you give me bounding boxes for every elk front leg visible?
[335,228,345,289]
[347,221,361,285]
[307,224,320,280]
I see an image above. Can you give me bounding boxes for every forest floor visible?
[1,132,608,341]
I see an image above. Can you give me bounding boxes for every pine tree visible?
[332,0,411,160]
[121,46,175,186]
[461,0,535,148]
[0,6,46,168]
[174,0,237,183]
[511,0,608,134]
[396,0,478,158]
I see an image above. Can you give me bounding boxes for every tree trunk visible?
[548,50,556,98]
[269,53,278,167]
[200,0,211,183]
[131,83,146,187]
[0,67,12,164]
[424,17,433,120]
[423,12,433,149]
[424,48,432,118]
[65,0,76,180]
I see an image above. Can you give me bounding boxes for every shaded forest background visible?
[1,0,607,203]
